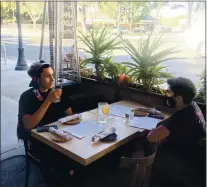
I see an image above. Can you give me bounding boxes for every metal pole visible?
[54,1,62,86]
[54,1,58,86]
[12,2,15,23]
[72,1,80,82]
[15,1,28,71]
[59,2,63,85]
[118,1,121,36]
[39,0,47,60]
[48,2,54,69]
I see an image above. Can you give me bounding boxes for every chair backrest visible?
[120,151,157,168]
[120,142,158,187]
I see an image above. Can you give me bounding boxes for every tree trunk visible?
[12,8,15,23]
[81,21,86,34]
[82,6,87,33]
[187,2,193,29]
[129,20,133,31]
[33,19,37,29]
[155,8,161,20]
[116,19,119,28]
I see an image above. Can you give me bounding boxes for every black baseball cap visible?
[28,60,51,87]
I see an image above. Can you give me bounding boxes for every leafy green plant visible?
[195,70,206,103]
[105,60,128,83]
[121,32,181,93]
[78,25,120,79]
[80,59,87,69]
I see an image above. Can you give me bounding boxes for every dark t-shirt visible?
[18,88,71,128]
[157,101,206,154]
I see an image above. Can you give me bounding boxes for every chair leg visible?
[25,157,30,187]
[130,165,138,187]
[143,167,151,187]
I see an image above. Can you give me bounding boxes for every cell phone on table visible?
[36,125,58,133]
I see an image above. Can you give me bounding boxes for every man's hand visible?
[147,125,170,143]
[46,89,62,103]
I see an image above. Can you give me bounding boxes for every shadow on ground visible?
[0,155,45,187]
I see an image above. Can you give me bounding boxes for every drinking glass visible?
[125,110,135,121]
[98,102,109,124]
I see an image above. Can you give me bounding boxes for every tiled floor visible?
[0,155,44,187]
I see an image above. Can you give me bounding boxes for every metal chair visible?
[119,142,158,187]
[23,140,42,187]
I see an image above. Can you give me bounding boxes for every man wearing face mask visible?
[147,77,206,185]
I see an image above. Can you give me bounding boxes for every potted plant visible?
[104,59,131,85]
[195,70,206,104]
[120,32,181,95]
[194,70,206,118]
[78,25,120,80]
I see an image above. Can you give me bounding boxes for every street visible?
[2,33,205,88]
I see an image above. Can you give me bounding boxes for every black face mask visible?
[165,96,177,108]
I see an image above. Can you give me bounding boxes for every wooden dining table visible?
[31,100,168,166]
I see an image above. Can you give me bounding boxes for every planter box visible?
[80,77,117,102]
[63,77,206,118]
[63,78,116,113]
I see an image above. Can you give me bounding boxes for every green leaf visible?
[119,31,181,90]
[78,25,120,78]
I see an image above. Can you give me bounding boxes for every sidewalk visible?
[2,24,44,37]
[1,58,32,159]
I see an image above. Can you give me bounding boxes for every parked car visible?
[154,26,172,33]
[133,27,146,33]
[111,27,129,34]
[162,26,172,32]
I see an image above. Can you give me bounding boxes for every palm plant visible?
[78,25,120,79]
[121,32,181,93]
[195,70,206,103]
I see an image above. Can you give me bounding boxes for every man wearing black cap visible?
[17,60,73,185]
[147,77,206,185]
[18,60,72,138]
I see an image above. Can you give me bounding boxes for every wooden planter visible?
[63,77,206,118]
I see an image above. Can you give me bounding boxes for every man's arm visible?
[23,100,52,130]
[22,89,61,130]
[147,125,170,143]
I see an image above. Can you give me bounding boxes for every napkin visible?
[49,127,73,140]
[92,127,116,142]
[58,114,82,123]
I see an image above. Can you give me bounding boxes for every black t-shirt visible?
[157,101,206,154]
[18,88,71,128]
